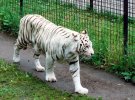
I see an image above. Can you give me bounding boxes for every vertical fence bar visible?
[123,0,128,55]
[90,0,93,10]
[56,0,58,25]
[20,0,23,17]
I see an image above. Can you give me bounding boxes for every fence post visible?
[123,0,128,55]
[90,0,93,10]
[20,0,23,17]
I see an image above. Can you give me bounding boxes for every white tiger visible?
[13,14,94,94]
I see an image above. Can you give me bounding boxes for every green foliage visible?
[121,71,135,83]
[106,61,135,83]
[97,97,103,100]
[121,72,133,81]
[107,64,124,75]
[128,17,135,25]
[0,7,20,36]
[131,76,135,84]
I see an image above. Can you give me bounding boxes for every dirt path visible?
[0,32,135,100]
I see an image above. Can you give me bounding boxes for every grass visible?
[0,59,97,100]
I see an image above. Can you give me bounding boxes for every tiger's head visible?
[78,30,94,56]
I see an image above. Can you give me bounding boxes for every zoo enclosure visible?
[1,0,135,67]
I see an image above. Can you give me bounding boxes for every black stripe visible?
[53,26,63,34]
[71,56,77,61]
[35,20,43,28]
[50,50,55,61]
[69,60,78,65]
[20,37,26,46]
[25,16,33,41]
[62,44,65,50]
[55,28,64,35]
[70,68,78,75]
[73,74,78,78]
[33,53,40,58]
[65,35,70,38]
[49,27,63,39]
[69,53,75,59]
[35,28,41,37]
[58,30,65,35]
[24,16,33,41]
[36,22,44,34]
[31,18,43,36]
[56,55,59,60]
[34,22,43,39]
[34,53,40,56]
[24,16,33,33]
[17,39,21,45]
[31,18,37,31]
[62,44,65,57]
[31,17,38,22]
[30,18,39,40]
[42,21,50,29]
[38,21,45,29]
[62,33,67,36]
[51,55,55,61]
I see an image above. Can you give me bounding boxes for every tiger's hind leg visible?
[13,39,27,63]
[13,44,21,63]
[33,44,45,72]
[45,52,57,82]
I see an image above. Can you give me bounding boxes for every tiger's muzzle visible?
[84,48,94,57]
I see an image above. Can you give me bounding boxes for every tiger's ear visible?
[81,30,87,34]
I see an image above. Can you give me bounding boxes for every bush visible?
[0,7,20,36]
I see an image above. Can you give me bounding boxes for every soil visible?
[0,32,135,100]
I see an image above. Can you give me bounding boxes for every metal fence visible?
[0,0,135,67]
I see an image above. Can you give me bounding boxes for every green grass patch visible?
[0,59,97,100]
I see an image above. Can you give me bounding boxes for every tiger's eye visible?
[80,44,82,46]
[86,45,90,48]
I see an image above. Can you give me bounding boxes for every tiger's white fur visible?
[13,14,94,94]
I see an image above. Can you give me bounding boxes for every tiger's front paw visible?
[36,66,45,72]
[75,87,88,95]
[46,73,57,82]
[13,55,20,63]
